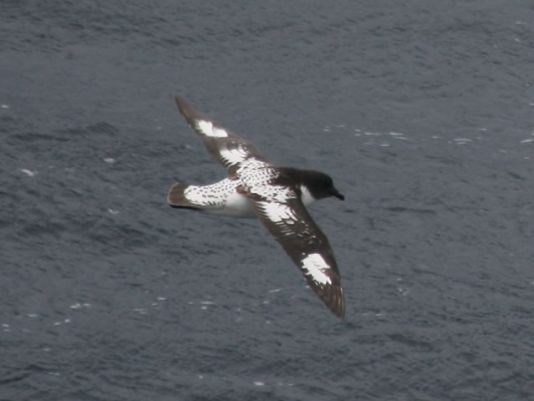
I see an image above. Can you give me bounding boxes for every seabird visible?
[168,96,346,318]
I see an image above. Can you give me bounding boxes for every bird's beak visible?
[332,188,345,201]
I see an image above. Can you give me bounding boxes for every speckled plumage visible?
[167,96,345,318]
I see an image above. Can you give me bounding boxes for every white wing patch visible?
[260,201,297,224]
[196,120,228,138]
[219,146,249,165]
[301,253,332,285]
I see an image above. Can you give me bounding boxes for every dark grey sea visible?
[1,1,534,400]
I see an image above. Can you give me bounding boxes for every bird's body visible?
[169,170,322,218]
[169,178,253,217]
[168,96,346,318]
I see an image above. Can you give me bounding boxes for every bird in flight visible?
[168,96,346,318]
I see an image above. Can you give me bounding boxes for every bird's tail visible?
[167,183,201,210]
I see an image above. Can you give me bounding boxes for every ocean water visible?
[1,1,534,400]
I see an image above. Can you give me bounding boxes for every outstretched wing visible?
[175,96,268,170]
[241,184,345,318]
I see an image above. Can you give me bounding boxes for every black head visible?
[307,171,345,200]
[278,168,344,201]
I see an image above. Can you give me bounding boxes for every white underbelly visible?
[214,191,255,218]
[205,184,315,218]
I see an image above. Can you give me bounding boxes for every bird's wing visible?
[240,183,345,318]
[175,96,269,170]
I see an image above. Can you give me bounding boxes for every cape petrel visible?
[168,96,346,318]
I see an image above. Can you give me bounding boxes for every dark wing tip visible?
[167,182,187,206]
[332,288,346,319]
[318,284,346,319]
[174,96,201,126]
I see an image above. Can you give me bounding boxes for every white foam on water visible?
[20,168,36,177]
[69,302,92,309]
[276,381,295,387]
[376,312,386,317]
[397,286,410,296]
[388,132,408,140]
[453,138,472,145]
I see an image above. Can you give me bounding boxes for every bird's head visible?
[309,171,344,201]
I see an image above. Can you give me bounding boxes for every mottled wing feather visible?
[242,185,345,318]
[175,96,268,169]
